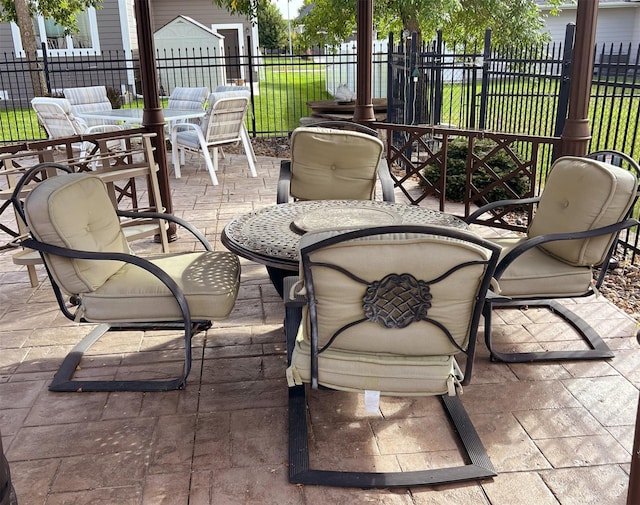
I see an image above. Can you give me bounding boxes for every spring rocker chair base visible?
[484,299,614,363]
[49,320,211,393]
[288,385,496,488]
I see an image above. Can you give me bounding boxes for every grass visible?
[1,63,638,161]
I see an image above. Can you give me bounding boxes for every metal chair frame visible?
[285,225,501,488]
[11,163,221,392]
[466,151,640,363]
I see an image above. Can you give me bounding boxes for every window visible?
[10,8,101,56]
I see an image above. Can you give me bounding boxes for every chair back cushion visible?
[64,86,114,126]
[24,173,129,294]
[168,87,209,110]
[300,229,492,356]
[289,127,384,201]
[201,95,248,144]
[528,156,637,266]
[31,97,86,137]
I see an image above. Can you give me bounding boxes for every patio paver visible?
[0,151,637,504]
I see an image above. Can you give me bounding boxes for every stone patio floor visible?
[0,151,638,504]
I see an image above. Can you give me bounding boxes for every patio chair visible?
[167,86,209,111]
[64,85,116,127]
[277,121,395,204]
[31,97,121,159]
[170,93,257,185]
[284,225,501,488]
[465,154,639,363]
[213,86,257,167]
[11,163,240,392]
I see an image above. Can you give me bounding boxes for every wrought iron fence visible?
[0,30,639,154]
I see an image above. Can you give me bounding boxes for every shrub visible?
[420,138,530,203]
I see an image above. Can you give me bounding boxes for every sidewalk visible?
[0,152,638,505]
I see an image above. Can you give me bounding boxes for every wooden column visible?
[133,0,176,238]
[559,0,598,157]
[353,0,376,122]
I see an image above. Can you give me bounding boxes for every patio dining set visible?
[0,116,639,501]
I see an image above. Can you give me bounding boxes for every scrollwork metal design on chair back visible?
[363,273,432,328]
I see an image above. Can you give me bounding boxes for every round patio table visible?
[221,200,468,295]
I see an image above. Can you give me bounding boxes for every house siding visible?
[541,4,640,50]
[95,0,127,52]
[151,0,251,35]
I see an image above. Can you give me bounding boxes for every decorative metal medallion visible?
[362,273,432,328]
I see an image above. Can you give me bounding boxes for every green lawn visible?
[1,66,638,163]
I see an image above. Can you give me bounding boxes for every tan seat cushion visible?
[299,230,491,356]
[25,173,130,294]
[25,173,241,323]
[490,237,593,297]
[81,251,240,322]
[289,127,384,201]
[528,156,637,266]
[289,337,459,396]
[288,229,492,393]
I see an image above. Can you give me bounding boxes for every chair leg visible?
[241,126,258,177]
[483,299,614,363]
[48,321,211,392]
[287,385,496,488]
[171,135,182,179]
[200,144,219,186]
[284,290,495,488]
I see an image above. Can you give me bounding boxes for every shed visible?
[154,15,226,95]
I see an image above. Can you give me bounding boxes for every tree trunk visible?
[14,0,48,96]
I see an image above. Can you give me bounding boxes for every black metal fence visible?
[1,29,639,163]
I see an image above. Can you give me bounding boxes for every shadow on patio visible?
[0,150,638,504]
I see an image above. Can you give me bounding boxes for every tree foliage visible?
[0,0,102,35]
[1,0,103,95]
[295,0,566,49]
[257,0,287,49]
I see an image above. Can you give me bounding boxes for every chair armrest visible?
[21,237,192,326]
[377,159,395,202]
[117,209,212,251]
[284,275,307,307]
[465,197,541,224]
[171,122,201,134]
[277,160,292,204]
[283,275,306,365]
[494,217,640,279]
[85,124,123,134]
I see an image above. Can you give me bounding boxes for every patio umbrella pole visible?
[134,0,177,241]
[353,0,375,122]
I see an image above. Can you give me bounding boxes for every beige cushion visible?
[528,156,637,266]
[289,127,384,201]
[25,173,130,294]
[288,229,492,394]
[25,173,241,323]
[489,237,593,298]
[290,338,459,396]
[300,230,491,355]
[81,251,240,322]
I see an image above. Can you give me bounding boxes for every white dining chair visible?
[171,93,257,184]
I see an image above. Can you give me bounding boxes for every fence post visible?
[387,32,395,123]
[433,31,443,125]
[246,35,256,137]
[40,42,51,95]
[406,33,418,125]
[478,29,492,130]
[553,23,575,139]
